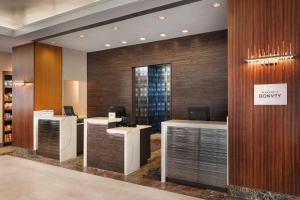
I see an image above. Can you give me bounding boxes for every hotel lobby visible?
[0,0,299,199]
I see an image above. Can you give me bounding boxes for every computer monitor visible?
[109,106,127,118]
[188,107,210,121]
[64,106,77,116]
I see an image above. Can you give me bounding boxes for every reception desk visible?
[84,117,151,175]
[34,112,77,162]
[161,120,227,189]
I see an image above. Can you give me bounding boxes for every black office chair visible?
[109,106,132,127]
[109,106,127,118]
[188,107,210,121]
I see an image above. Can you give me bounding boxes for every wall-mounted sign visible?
[254,83,287,105]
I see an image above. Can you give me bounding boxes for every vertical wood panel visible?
[87,31,228,121]
[34,43,62,115]
[12,43,34,149]
[228,0,300,196]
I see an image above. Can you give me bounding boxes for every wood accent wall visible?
[12,42,62,149]
[34,43,62,115]
[12,43,34,149]
[228,0,300,196]
[87,30,228,120]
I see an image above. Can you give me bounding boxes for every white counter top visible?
[37,115,76,121]
[33,112,77,162]
[162,120,227,129]
[85,117,122,125]
[107,125,151,134]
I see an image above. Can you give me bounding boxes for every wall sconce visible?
[13,80,25,86]
[13,80,33,86]
[245,42,295,65]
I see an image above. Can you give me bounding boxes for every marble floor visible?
[0,135,242,200]
[0,155,200,200]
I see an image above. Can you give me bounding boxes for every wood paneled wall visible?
[12,43,34,149]
[228,0,300,196]
[87,30,228,120]
[12,42,62,149]
[34,43,62,115]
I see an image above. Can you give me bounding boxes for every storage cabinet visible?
[166,126,227,189]
[37,119,60,159]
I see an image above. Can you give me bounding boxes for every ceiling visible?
[42,0,227,52]
[0,0,98,29]
[0,0,227,52]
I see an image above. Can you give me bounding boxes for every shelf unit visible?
[134,64,171,132]
[3,71,13,146]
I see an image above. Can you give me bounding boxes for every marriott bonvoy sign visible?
[254,83,287,105]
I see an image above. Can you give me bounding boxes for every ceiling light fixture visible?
[212,2,221,8]
[80,34,85,38]
[140,37,146,41]
[105,44,111,47]
[182,29,189,33]
[160,33,167,37]
[121,41,127,44]
[112,26,119,31]
[158,16,166,21]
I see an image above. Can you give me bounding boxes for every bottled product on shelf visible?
[4,133,12,143]
[4,124,12,132]
[4,102,12,110]
[4,80,13,88]
[4,113,12,121]
[4,93,12,102]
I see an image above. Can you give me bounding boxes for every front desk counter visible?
[83,117,152,175]
[161,120,228,190]
[33,114,77,162]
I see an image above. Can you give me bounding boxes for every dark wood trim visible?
[34,0,202,42]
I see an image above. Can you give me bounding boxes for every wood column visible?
[12,42,62,149]
[228,0,300,196]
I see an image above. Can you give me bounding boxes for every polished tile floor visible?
[1,135,242,200]
[0,155,200,200]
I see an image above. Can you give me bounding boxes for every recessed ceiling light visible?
[140,37,146,41]
[112,26,119,31]
[182,29,189,33]
[121,41,127,44]
[160,33,167,37]
[158,16,166,21]
[212,2,221,8]
[105,44,111,47]
[79,34,85,38]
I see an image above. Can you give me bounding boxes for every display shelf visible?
[2,71,12,146]
[134,64,171,132]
